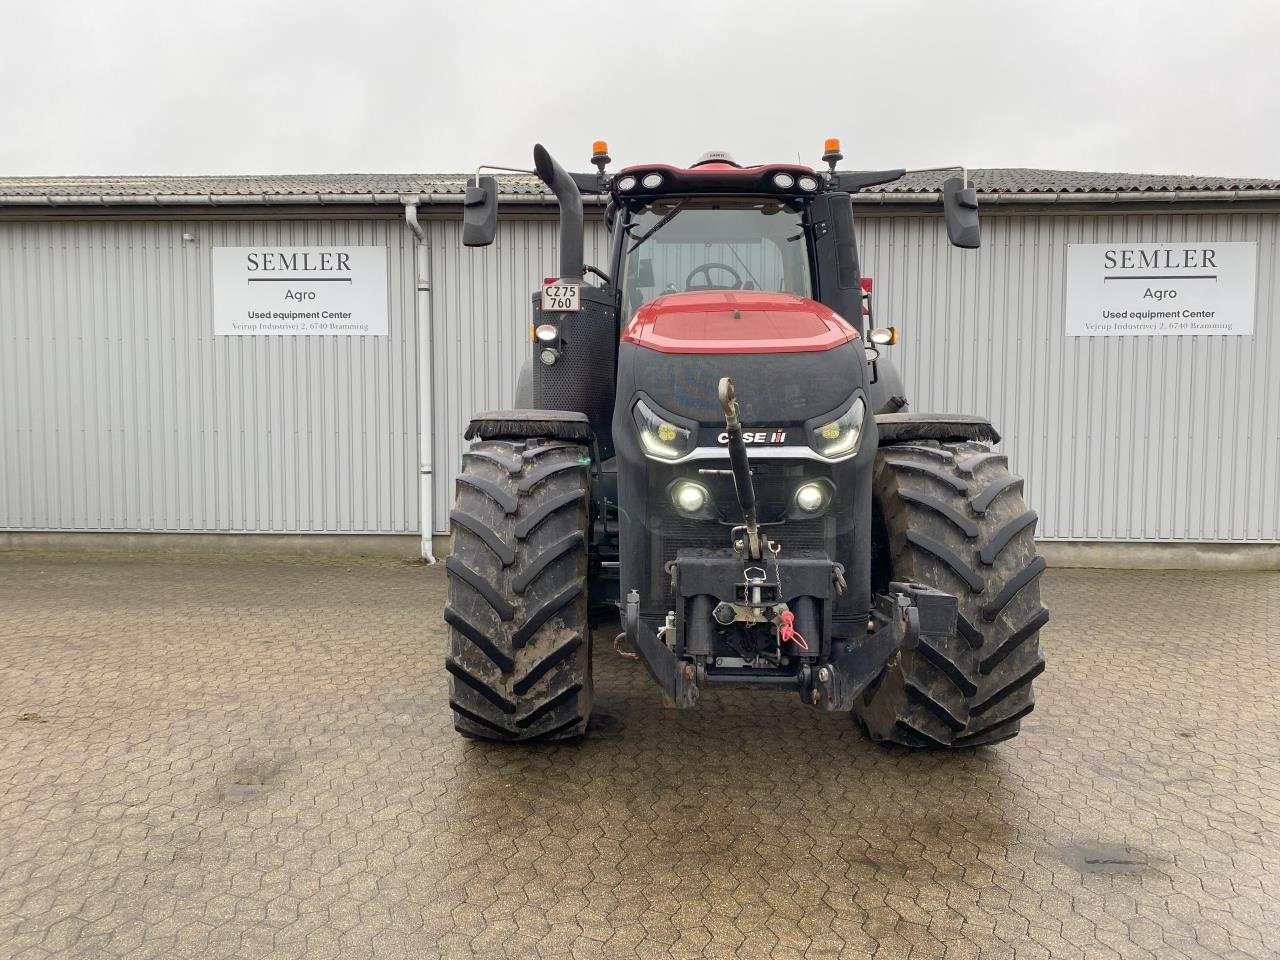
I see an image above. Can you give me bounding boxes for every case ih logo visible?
[717,430,788,444]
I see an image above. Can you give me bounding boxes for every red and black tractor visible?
[446,140,1047,747]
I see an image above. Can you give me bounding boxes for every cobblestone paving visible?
[0,554,1276,960]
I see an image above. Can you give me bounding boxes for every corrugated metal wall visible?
[0,217,418,533]
[426,215,610,530]
[4,206,1277,542]
[426,209,1280,543]
[858,211,1280,542]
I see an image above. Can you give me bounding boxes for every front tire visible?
[445,438,593,741]
[857,440,1048,747]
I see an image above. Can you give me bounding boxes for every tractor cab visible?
[618,199,813,316]
[610,153,833,328]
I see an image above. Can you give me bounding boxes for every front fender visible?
[867,354,909,414]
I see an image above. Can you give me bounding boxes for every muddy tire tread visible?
[857,439,1047,748]
[445,439,593,742]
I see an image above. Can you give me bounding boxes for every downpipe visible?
[405,201,436,563]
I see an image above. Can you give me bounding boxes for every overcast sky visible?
[3,0,1277,179]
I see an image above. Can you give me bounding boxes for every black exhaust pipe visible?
[533,144,584,282]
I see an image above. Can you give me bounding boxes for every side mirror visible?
[942,176,980,249]
[462,175,498,247]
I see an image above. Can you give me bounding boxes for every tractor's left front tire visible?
[857,439,1048,748]
[444,438,593,742]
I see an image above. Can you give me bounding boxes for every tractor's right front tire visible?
[444,438,593,742]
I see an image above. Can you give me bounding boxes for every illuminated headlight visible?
[672,481,709,514]
[641,172,664,189]
[809,396,866,460]
[617,175,637,192]
[633,398,692,461]
[797,175,818,192]
[794,483,826,513]
[772,172,795,189]
[534,323,559,342]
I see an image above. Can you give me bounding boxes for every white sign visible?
[213,246,389,335]
[1065,241,1257,336]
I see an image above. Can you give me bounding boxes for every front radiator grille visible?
[659,516,830,560]
[650,460,837,595]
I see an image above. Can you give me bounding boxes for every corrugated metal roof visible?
[0,173,520,198]
[1,168,1277,205]
[888,168,1280,194]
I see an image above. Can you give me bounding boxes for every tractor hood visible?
[616,292,868,427]
[621,291,860,355]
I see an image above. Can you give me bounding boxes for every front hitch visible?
[624,590,699,708]
[808,582,958,711]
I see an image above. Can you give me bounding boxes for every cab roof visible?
[611,161,822,201]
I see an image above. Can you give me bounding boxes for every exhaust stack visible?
[533,144,584,282]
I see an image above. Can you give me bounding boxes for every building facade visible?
[2,170,1278,552]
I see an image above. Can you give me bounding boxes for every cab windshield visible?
[619,199,812,320]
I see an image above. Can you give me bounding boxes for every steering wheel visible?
[685,262,743,291]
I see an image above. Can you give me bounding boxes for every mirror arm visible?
[469,165,606,196]
[570,172,608,194]
[472,163,534,187]
[829,169,907,193]
[903,165,971,189]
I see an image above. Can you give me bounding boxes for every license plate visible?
[541,282,581,312]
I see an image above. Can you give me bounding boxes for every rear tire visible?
[445,438,593,742]
[857,440,1048,748]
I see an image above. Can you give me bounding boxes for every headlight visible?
[641,172,664,189]
[809,396,866,460]
[797,175,818,192]
[633,398,693,461]
[795,483,826,513]
[534,323,558,342]
[672,481,709,514]
[772,172,795,189]
[616,175,637,192]
[786,478,835,519]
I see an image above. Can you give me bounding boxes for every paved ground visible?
[0,555,1276,960]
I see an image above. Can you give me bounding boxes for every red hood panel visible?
[621,292,859,354]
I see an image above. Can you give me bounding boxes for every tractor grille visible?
[659,516,830,559]
[651,459,837,597]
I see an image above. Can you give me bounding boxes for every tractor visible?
[445,139,1047,747]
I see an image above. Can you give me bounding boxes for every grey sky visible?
[4,0,1277,179]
